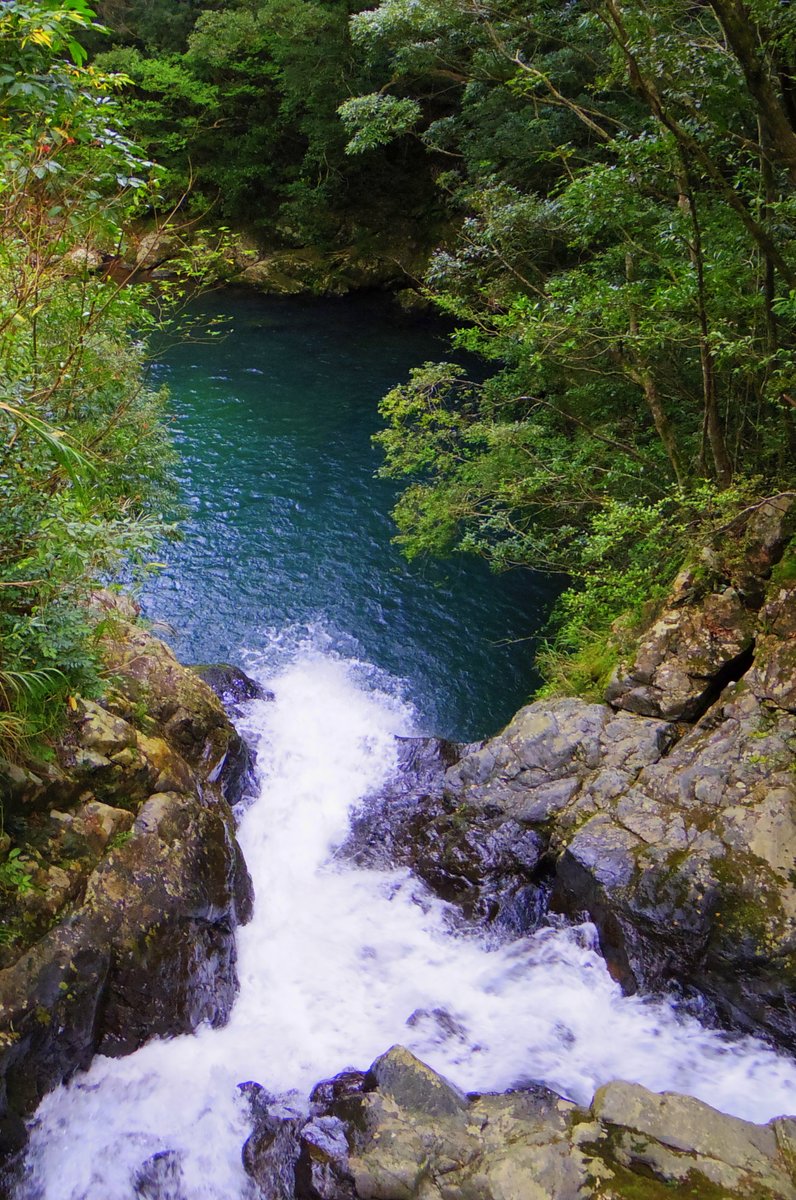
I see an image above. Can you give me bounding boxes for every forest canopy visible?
[91,0,796,630]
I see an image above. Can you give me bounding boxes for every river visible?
[15,291,796,1199]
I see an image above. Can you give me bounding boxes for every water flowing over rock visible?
[347,510,796,1048]
[0,609,255,1164]
[242,1046,796,1200]
[191,663,275,717]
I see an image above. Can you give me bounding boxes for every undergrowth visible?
[535,481,767,700]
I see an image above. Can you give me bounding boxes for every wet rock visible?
[0,614,254,1153]
[593,1081,796,1197]
[295,1116,356,1200]
[239,1080,277,1121]
[102,619,255,807]
[0,786,253,1123]
[302,1047,796,1200]
[134,1149,187,1200]
[343,737,550,929]
[309,1069,368,1109]
[356,681,796,1045]
[554,690,796,1041]
[364,1044,468,1117]
[348,532,796,1047]
[342,736,462,876]
[191,663,274,713]
[243,1111,303,1200]
[0,1112,27,1161]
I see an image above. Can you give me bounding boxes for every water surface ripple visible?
[142,290,553,741]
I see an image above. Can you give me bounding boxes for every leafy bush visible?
[0,1,176,760]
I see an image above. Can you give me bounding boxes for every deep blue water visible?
[142,289,555,740]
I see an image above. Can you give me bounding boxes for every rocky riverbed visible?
[239,1044,796,1200]
[345,495,796,1051]
[0,497,795,1198]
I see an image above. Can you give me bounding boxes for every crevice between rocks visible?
[689,639,757,719]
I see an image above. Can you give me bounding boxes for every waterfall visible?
[16,632,796,1200]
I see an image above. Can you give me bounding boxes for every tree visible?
[343,0,796,681]
[0,0,175,757]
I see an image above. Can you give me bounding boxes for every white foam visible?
[16,639,796,1200]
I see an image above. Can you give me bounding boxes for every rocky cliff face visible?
[346,496,796,1049]
[0,600,257,1157]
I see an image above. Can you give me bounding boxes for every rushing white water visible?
[16,635,796,1200]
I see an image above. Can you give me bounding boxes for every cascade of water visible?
[16,634,796,1200]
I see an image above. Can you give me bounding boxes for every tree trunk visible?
[600,0,796,290]
[707,0,796,184]
[677,168,733,487]
[624,252,687,487]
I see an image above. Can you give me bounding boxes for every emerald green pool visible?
[143,289,554,739]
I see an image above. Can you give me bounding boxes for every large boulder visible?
[553,688,796,1035]
[0,788,252,1119]
[0,614,255,1152]
[604,586,756,720]
[101,620,255,807]
[346,522,796,1046]
[607,494,795,721]
[240,1047,796,1200]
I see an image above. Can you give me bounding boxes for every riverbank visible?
[0,594,255,1160]
[110,221,436,309]
[1,310,795,1198]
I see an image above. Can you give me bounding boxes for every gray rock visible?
[190,663,274,712]
[295,1117,356,1200]
[243,1112,302,1200]
[134,1150,187,1200]
[300,1047,796,1200]
[349,531,796,1048]
[747,582,796,712]
[593,1081,796,1195]
[606,587,756,721]
[0,614,254,1163]
[364,1045,468,1118]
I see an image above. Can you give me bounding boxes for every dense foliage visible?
[340,0,796,688]
[93,0,796,694]
[86,0,441,247]
[4,0,796,749]
[0,0,175,759]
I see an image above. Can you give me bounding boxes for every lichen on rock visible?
[237,1047,796,1200]
[0,604,258,1156]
